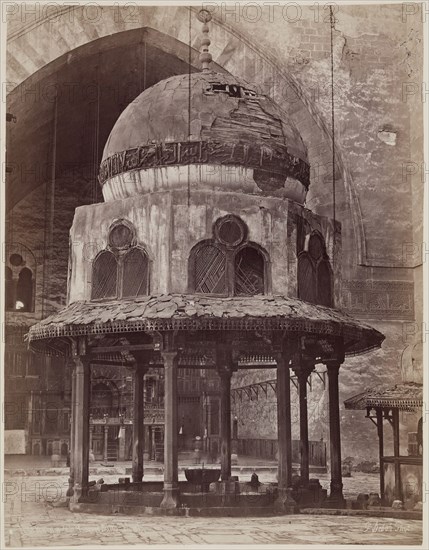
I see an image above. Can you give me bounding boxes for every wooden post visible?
[150,426,156,461]
[71,355,90,502]
[392,408,402,501]
[103,426,108,461]
[275,352,296,512]
[132,366,146,482]
[294,364,313,486]
[160,350,179,508]
[219,369,232,481]
[89,425,94,454]
[67,364,76,497]
[326,362,345,507]
[376,408,385,502]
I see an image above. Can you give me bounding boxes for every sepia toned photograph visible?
[1,1,427,548]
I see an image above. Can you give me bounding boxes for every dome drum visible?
[101,164,307,203]
[67,189,341,305]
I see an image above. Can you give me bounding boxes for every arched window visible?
[91,251,118,300]
[16,268,33,311]
[191,243,227,294]
[317,259,333,307]
[5,266,14,310]
[5,245,36,312]
[297,255,316,303]
[91,221,150,300]
[122,248,149,298]
[297,232,333,307]
[189,216,269,296]
[235,246,265,296]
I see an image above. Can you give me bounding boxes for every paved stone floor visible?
[3,473,423,547]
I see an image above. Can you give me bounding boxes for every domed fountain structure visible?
[29,10,384,515]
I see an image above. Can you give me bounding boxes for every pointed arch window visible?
[298,232,333,307]
[191,243,227,294]
[122,248,149,298]
[5,245,36,312]
[91,221,150,300]
[91,251,118,300]
[5,266,14,310]
[16,268,34,311]
[189,215,269,296]
[235,246,265,296]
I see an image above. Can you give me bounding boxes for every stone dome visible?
[99,70,310,203]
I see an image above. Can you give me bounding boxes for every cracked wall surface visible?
[5,4,424,461]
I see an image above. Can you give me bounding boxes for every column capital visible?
[161,350,178,367]
[70,335,88,357]
[274,350,292,366]
[71,354,91,370]
[291,360,315,379]
[217,364,234,378]
[325,361,342,374]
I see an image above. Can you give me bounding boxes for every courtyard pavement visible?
[2,456,424,547]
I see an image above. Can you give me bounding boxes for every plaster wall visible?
[68,189,340,302]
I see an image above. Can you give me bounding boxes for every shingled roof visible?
[27,294,384,356]
[344,382,423,411]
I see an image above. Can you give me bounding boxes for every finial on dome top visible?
[197,8,213,71]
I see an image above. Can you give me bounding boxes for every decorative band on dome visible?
[99,140,310,188]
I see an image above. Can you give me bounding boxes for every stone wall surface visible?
[5,4,424,461]
[231,320,417,461]
[68,190,339,301]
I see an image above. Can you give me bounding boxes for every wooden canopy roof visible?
[27,294,384,357]
[344,382,423,411]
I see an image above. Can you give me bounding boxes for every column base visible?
[132,471,143,483]
[160,483,180,509]
[324,495,346,509]
[293,479,327,508]
[66,477,74,497]
[274,488,298,514]
[71,482,87,503]
[325,482,346,509]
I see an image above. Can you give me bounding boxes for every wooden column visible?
[293,363,313,486]
[219,368,232,481]
[150,426,156,461]
[71,355,90,502]
[132,366,146,482]
[376,408,385,502]
[275,351,296,511]
[160,350,179,508]
[392,408,402,501]
[326,362,345,506]
[89,425,94,454]
[67,364,76,497]
[276,353,292,490]
[103,426,108,461]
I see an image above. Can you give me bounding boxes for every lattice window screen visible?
[194,244,227,294]
[91,251,118,299]
[234,247,264,296]
[317,260,333,307]
[298,254,316,304]
[122,248,149,298]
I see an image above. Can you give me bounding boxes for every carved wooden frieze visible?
[99,140,310,188]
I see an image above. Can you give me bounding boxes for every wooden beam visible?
[89,344,155,354]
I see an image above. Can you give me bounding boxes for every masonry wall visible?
[5,4,424,462]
